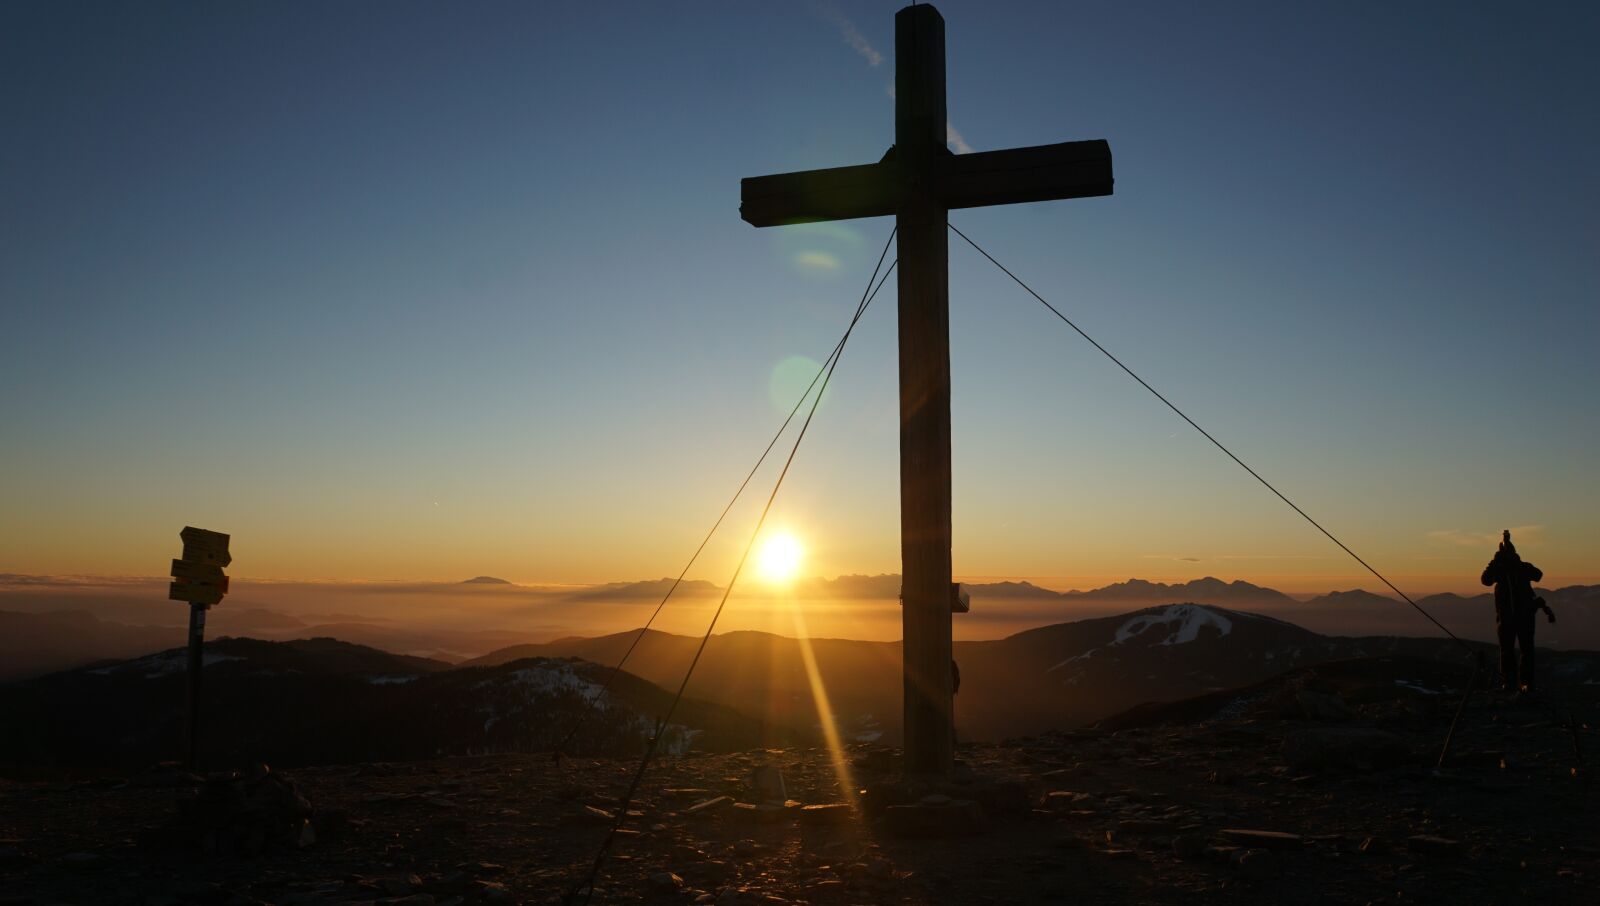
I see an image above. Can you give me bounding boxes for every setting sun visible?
[755,531,804,585]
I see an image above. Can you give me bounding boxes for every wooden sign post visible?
[169,526,231,770]
[741,4,1112,774]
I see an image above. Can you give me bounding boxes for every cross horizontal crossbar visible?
[740,139,1112,227]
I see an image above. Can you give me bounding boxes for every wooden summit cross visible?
[741,4,1112,773]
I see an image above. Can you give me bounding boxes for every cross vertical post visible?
[893,4,954,775]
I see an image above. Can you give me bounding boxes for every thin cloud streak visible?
[815,2,883,67]
[946,123,973,154]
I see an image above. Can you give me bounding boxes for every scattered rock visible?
[1283,728,1411,771]
[1041,790,1084,810]
[730,803,790,825]
[174,763,314,856]
[672,844,707,862]
[963,779,1031,816]
[1296,690,1355,721]
[311,807,348,840]
[561,805,615,826]
[853,749,897,774]
[649,872,685,893]
[1407,835,1461,857]
[472,880,511,901]
[798,803,854,826]
[131,762,204,788]
[750,765,786,803]
[884,798,985,838]
[1118,818,1177,835]
[1218,829,1303,850]
[1172,833,1209,860]
[378,874,423,896]
[685,796,734,818]
[1235,848,1278,878]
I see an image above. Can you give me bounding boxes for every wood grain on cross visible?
[740,4,1113,774]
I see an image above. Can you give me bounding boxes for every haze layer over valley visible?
[4,572,1596,683]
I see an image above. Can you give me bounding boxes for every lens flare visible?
[768,355,829,413]
[794,250,842,272]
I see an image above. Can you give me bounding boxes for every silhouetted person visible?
[1481,530,1550,693]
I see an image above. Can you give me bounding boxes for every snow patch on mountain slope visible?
[1115,605,1233,646]
[1048,605,1235,674]
[488,662,606,702]
[474,660,701,753]
[91,651,242,678]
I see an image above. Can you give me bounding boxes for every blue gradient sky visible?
[3,1,1595,592]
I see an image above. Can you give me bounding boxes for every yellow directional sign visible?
[169,581,224,605]
[170,559,225,584]
[180,526,229,550]
[179,526,232,567]
[171,526,231,604]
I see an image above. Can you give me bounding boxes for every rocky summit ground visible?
[2,672,1595,906]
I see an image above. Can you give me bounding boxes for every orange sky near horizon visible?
[3,4,1595,605]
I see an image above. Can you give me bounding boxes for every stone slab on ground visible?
[884,797,986,838]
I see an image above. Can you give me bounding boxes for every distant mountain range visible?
[1060,577,1296,605]
[527,572,1284,602]
[559,572,1597,614]
[4,575,1596,685]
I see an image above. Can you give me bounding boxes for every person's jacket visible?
[1481,552,1543,616]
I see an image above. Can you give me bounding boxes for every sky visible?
[2,1,1596,595]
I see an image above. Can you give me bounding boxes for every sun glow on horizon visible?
[755,531,804,586]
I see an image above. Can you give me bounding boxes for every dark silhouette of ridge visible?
[0,638,764,774]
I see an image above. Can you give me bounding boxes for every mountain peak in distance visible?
[461,576,513,585]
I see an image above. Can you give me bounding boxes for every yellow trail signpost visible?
[169,526,231,769]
